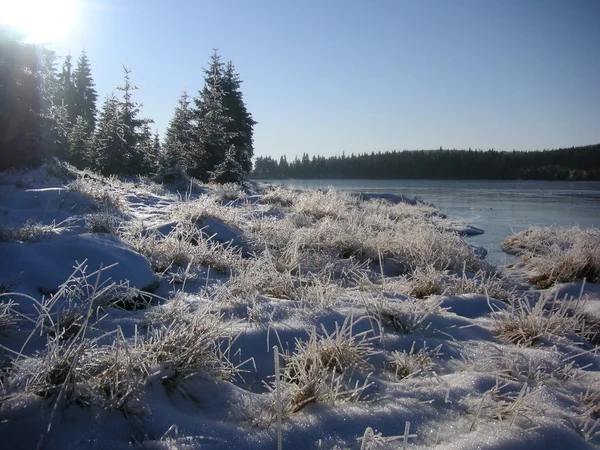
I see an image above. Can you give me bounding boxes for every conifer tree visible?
[58,54,77,123]
[67,115,90,169]
[116,66,146,174]
[193,50,232,181]
[38,47,70,158]
[73,51,97,131]
[222,60,256,173]
[0,29,43,169]
[163,90,196,170]
[135,121,160,175]
[209,144,247,185]
[90,94,126,175]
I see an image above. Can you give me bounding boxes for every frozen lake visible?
[259,179,600,266]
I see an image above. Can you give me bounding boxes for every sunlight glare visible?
[1,0,79,43]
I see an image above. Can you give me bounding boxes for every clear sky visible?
[32,0,600,159]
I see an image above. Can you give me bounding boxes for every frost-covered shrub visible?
[503,226,600,287]
[292,189,356,221]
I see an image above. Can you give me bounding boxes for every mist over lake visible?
[260,179,600,265]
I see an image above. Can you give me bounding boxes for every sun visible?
[1,0,79,43]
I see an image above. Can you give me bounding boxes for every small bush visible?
[260,185,295,207]
[44,157,79,181]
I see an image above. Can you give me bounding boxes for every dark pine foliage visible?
[192,50,232,181]
[252,145,600,181]
[209,144,247,185]
[0,29,44,170]
[222,60,256,173]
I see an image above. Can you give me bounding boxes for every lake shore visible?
[0,162,599,449]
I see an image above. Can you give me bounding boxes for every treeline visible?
[253,145,600,181]
[0,29,255,184]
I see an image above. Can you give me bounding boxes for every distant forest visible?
[252,144,600,181]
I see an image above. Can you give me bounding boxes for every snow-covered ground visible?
[0,162,599,450]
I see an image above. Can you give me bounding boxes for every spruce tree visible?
[73,51,97,132]
[68,115,90,169]
[116,66,146,174]
[0,29,43,169]
[193,50,232,181]
[38,47,70,158]
[135,121,160,175]
[209,144,247,185]
[58,54,77,124]
[90,94,126,175]
[163,90,196,170]
[222,60,256,173]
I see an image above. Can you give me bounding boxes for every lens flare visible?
[1,0,78,43]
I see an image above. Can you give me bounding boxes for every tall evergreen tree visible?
[135,121,160,175]
[67,115,90,169]
[0,29,43,169]
[116,66,147,174]
[163,90,196,169]
[192,50,232,181]
[89,94,126,175]
[58,54,77,123]
[221,60,256,173]
[73,51,97,131]
[38,47,70,158]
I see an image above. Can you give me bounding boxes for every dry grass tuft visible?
[68,175,126,212]
[370,296,442,334]
[387,341,442,380]
[493,291,586,346]
[0,220,70,243]
[503,226,600,287]
[407,265,446,299]
[122,220,242,274]
[271,315,377,414]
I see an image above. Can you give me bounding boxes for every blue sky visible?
[51,0,600,160]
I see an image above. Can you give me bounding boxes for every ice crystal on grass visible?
[371,296,442,334]
[68,175,126,212]
[269,315,377,415]
[387,341,442,380]
[503,226,600,287]
[0,220,70,243]
[493,291,586,346]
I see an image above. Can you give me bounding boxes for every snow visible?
[0,165,599,449]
